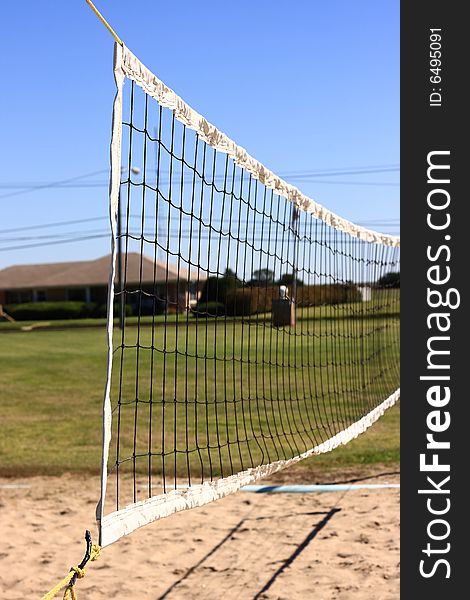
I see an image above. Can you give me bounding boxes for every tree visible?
[223,267,239,281]
[250,268,275,285]
[277,273,304,287]
[377,271,400,288]
[198,270,239,304]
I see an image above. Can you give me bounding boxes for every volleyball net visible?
[96,43,400,547]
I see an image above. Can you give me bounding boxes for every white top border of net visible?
[118,45,400,247]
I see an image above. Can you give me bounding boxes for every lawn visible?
[0,297,399,483]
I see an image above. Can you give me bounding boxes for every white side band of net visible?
[96,43,124,531]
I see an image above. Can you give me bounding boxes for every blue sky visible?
[0,0,399,270]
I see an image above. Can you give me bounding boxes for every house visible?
[0,253,205,313]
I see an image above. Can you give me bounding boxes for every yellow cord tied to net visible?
[40,532,101,600]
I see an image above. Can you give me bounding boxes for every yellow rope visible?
[40,544,101,600]
[85,0,123,46]
[63,586,77,600]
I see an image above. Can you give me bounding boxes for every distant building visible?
[0,253,204,312]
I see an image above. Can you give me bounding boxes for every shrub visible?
[198,275,239,305]
[127,297,166,317]
[377,272,400,288]
[225,286,278,316]
[296,284,362,306]
[4,301,134,321]
[192,301,226,318]
[5,301,97,321]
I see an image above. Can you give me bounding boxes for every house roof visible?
[0,254,204,290]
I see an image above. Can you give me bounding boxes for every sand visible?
[0,471,399,599]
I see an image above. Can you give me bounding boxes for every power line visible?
[0,216,108,235]
[0,225,400,252]
[0,225,400,243]
[0,161,399,253]
[0,169,109,200]
[283,167,400,177]
[0,234,109,252]
[289,180,398,186]
[0,229,110,242]
[0,178,400,189]
[0,165,400,193]
[0,214,399,237]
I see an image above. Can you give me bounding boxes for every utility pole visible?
[291,204,299,327]
[117,166,140,329]
[117,188,124,330]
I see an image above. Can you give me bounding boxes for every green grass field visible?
[0,299,399,480]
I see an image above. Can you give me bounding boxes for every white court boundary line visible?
[0,483,31,489]
[241,483,400,493]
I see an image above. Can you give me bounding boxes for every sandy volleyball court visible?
[0,469,399,600]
